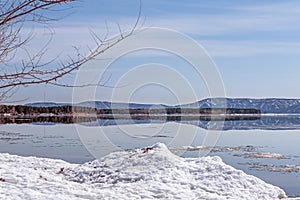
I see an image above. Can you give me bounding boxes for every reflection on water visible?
[0,116,300,196]
[2,114,300,130]
[0,124,94,163]
[197,115,300,130]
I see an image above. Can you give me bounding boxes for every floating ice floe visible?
[171,145,257,152]
[245,162,300,174]
[235,152,286,159]
[0,143,287,199]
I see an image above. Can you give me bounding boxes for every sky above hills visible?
[6,0,300,104]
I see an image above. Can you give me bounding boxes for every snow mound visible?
[0,143,286,200]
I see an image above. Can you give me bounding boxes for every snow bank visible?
[0,143,286,199]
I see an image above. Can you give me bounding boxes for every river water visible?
[0,117,299,197]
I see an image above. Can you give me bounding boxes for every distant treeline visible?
[0,104,261,116]
[0,116,97,124]
[0,105,96,116]
[199,108,261,115]
[96,108,261,115]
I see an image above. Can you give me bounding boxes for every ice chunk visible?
[0,143,287,200]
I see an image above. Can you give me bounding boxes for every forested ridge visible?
[0,104,261,116]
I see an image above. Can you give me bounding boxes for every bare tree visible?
[0,0,141,100]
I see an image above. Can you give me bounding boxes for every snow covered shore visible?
[0,143,286,199]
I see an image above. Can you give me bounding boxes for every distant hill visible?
[75,101,169,110]
[188,98,300,114]
[25,101,168,109]
[25,102,69,107]
[25,98,300,114]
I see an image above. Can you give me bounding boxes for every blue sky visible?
[7,0,300,104]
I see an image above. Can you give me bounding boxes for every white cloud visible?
[142,1,300,37]
[146,13,299,37]
[13,1,300,62]
[201,40,300,57]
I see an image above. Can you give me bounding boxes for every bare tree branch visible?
[0,0,142,100]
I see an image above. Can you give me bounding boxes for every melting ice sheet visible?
[0,143,287,200]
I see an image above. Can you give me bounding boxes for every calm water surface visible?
[0,118,299,196]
